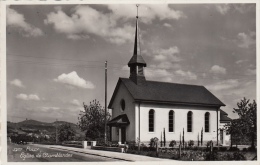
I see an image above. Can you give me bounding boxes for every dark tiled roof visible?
[108,78,225,108]
[220,109,232,122]
[220,109,228,115]
[107,114,130,127]
[128,54,146,66]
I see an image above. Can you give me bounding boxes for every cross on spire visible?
[136,4,139,18]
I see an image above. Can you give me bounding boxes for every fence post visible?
[156,142,159,157]
[179,144,181,159]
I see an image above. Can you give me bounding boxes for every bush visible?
[169,140,176,148]
[219,147,228,152]
[233,152,246,160]
[188,140,194,147]
[229,147,239,151]
[205,151,219,160]
[206,140,213,148]
[247,146,257,152]
[149,137,159,148]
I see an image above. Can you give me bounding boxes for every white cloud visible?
[156,62,181,70]
[145,68,173,80]
[16,93,40,101]
[7,6,43,37]
[237,32,255,48]
[216,4,230,15]
[10,79,25,88]
[163,23,172,28]
[154,46,181,62]
[107,4,186,24]
[39,107,60,112]
[44,5,134,44]
[175,70,197,80]
[246,68,256,75]
[54,71,95,89]
[206,79,239,91]
[44,5,185,44]
[210,65,226,74]
[235,60,246,64]
[71,99,81,106]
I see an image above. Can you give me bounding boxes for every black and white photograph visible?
[2,1,258,163]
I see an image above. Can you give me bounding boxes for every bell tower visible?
[128,5,147,85]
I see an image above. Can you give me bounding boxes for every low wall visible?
[91,146,122,152]
[62,141,96,149]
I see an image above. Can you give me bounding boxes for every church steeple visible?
[128,5,147,85]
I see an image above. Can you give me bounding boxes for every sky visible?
[6,4,256,123]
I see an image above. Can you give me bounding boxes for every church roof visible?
[107,114,130,127]
[220,109,232,122]
[108,78,225,108]
[127,18,147,67]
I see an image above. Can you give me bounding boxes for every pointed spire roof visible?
[128,13,146,67]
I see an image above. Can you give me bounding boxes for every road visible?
[7,143,124,162]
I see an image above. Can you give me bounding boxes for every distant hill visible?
[7,119,84,137]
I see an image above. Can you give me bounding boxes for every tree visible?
[226,97,257,149]
[225,119,243,147]
[58,123,76,142]
[78,99,111,140]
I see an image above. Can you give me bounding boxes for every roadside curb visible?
[33,144,169,161]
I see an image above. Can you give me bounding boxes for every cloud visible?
[44,5,185,44]
[246,68,256,75]
[235,60,247,64]
[71,99,81,106]
[216,4,230,15]
[175,70,197,80]
[54,71,95,89]
[107,4,186,24]
[163,23,172,28]
[155,62,181,70]
[10,79,25,88]
[237,32,255,48]
[145,68,173,81]
[210,65,226,74]
[39,107,60,112]
[206,79,239,91]
[44,5,134,44]
[154,46,181,62]
[16,93,40,101]
[7,6,43,37]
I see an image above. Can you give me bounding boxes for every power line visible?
[6,53,256,77]
[6,57,256,81]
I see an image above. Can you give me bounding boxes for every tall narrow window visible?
[187,111,193,132]
[205,112,210,132]
[149,109,154,132]
[169,110,174,132]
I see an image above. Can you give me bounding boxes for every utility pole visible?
[105,61,107,144]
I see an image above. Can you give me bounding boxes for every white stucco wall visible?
[219,122,231,146]
[137,103,220,145]
[110,82,136,142]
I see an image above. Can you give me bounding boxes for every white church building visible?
[107,13,231,147]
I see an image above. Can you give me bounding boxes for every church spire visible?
[128,5,147,85]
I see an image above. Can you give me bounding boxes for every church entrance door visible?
[121,127,126,144]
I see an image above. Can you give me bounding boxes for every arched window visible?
[169,110,175,132]
[149,109,155,132]
[187,111,193,132]
[205,112,210,132]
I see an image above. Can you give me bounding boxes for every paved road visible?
[8,143,124,162]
